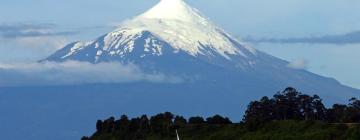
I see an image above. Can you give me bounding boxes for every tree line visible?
[82,87,360,140]
[244,87,360,129]
[82,112,231,140]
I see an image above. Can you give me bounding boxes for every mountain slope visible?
[43,0,360,100]
[45,0,258,68]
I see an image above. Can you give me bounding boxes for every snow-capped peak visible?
[116,0,257,59]
[139,0,204,22]
[47,0,258,64]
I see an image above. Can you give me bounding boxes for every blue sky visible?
[0,0,360,88]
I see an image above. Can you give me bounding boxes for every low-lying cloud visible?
[0,61,182,87]
[244,31,360,45]
[0,23,77,39]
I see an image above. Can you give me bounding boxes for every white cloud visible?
[287,59,308,70]
[0,23,77,38]
[0,36,69,63]
[0,23,78,62]
[14,36,68,50]
[0,61,182,87]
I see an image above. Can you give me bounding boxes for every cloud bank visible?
[0,23,77,39]
[244,31,360,45]
[0,61,182,87]
[0,23,80,62]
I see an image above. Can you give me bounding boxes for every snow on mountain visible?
[43,0,360,99]
[45,0,258,68]
[130,0,257,58]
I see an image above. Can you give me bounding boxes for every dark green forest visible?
[81,87,360,140]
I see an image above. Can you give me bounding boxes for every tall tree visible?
[189,116,205,124]
[174,115,187,128]
[206,115,232,124]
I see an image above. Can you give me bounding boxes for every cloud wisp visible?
[0,23,80,61]
[0,23,77,39]
[244,31,360,45]
[287,59,308,70]
[0,61,182,87]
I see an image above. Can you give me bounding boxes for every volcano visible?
[1,0,359,140]
[43,0,359,100]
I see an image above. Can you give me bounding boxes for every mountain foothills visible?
[1,0,360,140]
[82,88,360,140]
[43,0,359,102]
